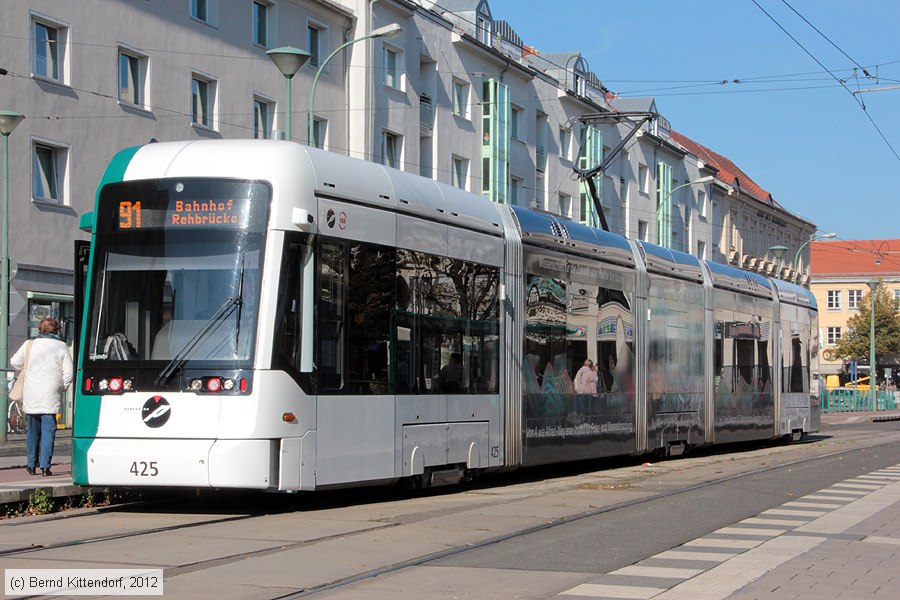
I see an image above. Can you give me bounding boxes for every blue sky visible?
[488,0,900,241]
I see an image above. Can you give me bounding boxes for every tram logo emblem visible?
[325,208,347,230]
[142,396,171,428]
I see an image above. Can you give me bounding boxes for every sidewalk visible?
[0,428,79,507]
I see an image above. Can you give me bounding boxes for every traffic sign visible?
[9,283,25,320]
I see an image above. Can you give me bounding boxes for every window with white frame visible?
[826,327,842,345]
[32,18,67,83]
[452,156,468,190]
[848,289,863,310]
[308,23,324,67]
[312,117,327,149]
[827,290,841,310]
[697,240,707,261]
[191,74,216,129]
[252,96,272,139]
[252,1,270,47]
[118,48,148,108]
[190,0,218,26]
[382,131,401,168]
[698,189,708,218]
[32,141,67,204]
[894,289,900,309]
[476,12,491,45]
[559,127,570,160]
[559,193,571,219]
[638,164,649,194]
[638,220,649,242]
[452,79,468,118]
[383,45,402,89]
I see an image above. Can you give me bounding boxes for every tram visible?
[72,140,819,491]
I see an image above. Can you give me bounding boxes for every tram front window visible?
[86,178,269,373]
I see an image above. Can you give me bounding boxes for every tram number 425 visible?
[130,461,159,477]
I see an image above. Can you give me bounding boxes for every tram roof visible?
[705,260,774,299]
[509,206,635,267]
[637,241,704,283]
[772,278,818,309]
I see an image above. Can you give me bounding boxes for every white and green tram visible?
[73,140,820,491]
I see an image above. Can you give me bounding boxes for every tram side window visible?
[272,232,311,391]
[347,243,395,394]
[523,274,568,395]
[396,249,500,394]
[318,240,346,391]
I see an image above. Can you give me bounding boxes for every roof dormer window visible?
[476,2,492,46]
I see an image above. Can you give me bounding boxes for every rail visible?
[820,387,898,413]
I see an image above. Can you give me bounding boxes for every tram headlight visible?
[108,377,124,393]
[98,379,109,391]
[222,379,235,391]
[189,379,204,392]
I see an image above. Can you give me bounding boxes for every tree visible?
[830,282,900,363]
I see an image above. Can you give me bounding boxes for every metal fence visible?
[821,388,899,413]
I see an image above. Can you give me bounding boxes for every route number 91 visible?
[130,461,159,477]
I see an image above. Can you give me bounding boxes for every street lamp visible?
[0,109,24,445]
[308,23,402,147]
[793,231,836,284]
[266,46,312,141]
[768,245,788,279]
[866,279,878,412]
[659,175,715,249]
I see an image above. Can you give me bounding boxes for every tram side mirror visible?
[79,211,94,233]
[291,208,314,230]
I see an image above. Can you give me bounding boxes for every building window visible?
[894,289,900,309]
[308,24,323,67]
[312,117,327,149]
[452,156,468,190]
[559,127,570,160]
[698,189,708,218]
[511,106,522,140]
[252,1,269,47]
[33,142,66,204]
[382,131,401,168]
[510,176,521,205]
[383,46,402,89]
[191,74,216,129]
[252,97,272,139]
[638,164,649,194]
[452,80,468,118]
[191,0,217,25]
[559,193,571,219]
[476,14,491,45]
[118,50,147,107]
[848,289,863,310]
[33,19,67,83]
[827,290,841,310]
[826,327,842,345]
[697,240,707,261]
[638,220,649,242]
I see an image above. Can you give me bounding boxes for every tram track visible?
[3,425,900,597]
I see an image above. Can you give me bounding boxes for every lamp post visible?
[266,46,312,142]
[0,110,24,445]
[308,23,402,147]
[660,175,715,250]
[866,279,878,412]
[793,231,836,284]
[768,245,788,279]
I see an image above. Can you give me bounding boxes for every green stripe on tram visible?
[72,145,142,485]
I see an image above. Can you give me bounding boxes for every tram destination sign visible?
[117,198,250,230]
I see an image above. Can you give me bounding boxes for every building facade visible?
[1,0,816,358]
[811,238,900,385]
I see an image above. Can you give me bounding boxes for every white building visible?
[0,0,815,355]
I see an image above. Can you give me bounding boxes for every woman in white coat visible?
[10,318,73,476]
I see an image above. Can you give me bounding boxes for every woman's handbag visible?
[9,340,33,402]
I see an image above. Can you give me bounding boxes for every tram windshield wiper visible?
[154,295,243,387]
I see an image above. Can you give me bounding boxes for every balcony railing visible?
[419,94,434,134]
